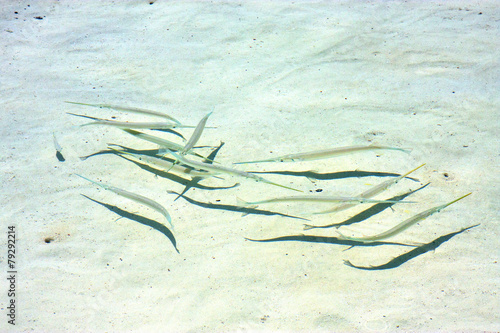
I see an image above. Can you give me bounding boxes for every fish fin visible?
[336,229,349,240]
[236,197,258,208]
[401,148,413,154]
[343,260,355,267]
[306,177,317,183]
[236,197,249,206]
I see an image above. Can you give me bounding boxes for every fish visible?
[67,112,193,130]
[53,132,63,152]
[81,194,179,253]
[234,145,411,164]
[237,196,415,207]
[313,164,425,215]
[166,150,302,192]
[53,132,65,162]
[65,101,182,125]
[121,129,206,159]
[181,111,213,154]
[336,193,472,243]
[303,182,430,231]
[108,146,216,178]
[75,174,173,229]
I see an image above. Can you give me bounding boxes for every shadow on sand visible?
[344,224,479,270]
[81,194,179,253]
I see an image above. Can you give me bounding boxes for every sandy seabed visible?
[1,1,499,332]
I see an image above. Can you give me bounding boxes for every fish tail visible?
[236,197,252,207]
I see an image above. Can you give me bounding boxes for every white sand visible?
[1,1,499,331]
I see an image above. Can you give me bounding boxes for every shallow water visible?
[1,1,498,331]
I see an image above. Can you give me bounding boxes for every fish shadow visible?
[344,224,480,270]
[56,151,66,162]
[81,194,179,253]
[151,128,186,141]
